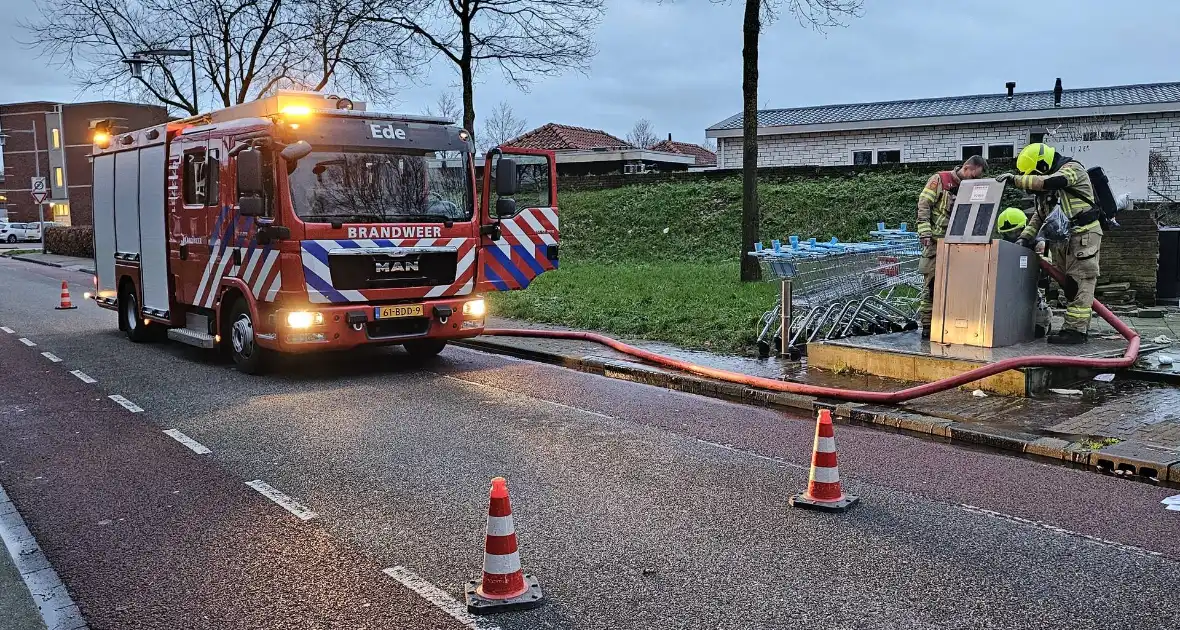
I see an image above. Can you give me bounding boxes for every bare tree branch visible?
[367,0,604,135]
[626,119,660,149]
[19,0,421,115]
[479,100,528,153]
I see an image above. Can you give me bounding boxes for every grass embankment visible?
[489,173,931,354]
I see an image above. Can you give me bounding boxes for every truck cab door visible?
[476,148,559,292]
[170,136,223,307]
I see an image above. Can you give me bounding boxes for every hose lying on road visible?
[482,260,1140,404]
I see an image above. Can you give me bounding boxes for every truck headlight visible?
[286,311,323,328]
[462,299,486,317]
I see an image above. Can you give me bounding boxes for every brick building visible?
[0,100,169,226]
[705,80,1180,201]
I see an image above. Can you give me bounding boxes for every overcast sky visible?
[3,0,1180,146]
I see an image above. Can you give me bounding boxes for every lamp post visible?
[122,35,198,114]
[0,122,46,245]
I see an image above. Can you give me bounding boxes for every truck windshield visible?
[288,150,472,223]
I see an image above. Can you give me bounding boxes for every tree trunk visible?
[460,9,476,136]
[739,0,761,282]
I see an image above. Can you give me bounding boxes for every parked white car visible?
[0,222,48,243]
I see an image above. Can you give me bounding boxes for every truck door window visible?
[206,149,220,207]
[183,152,207,206]
[490,154,551,218]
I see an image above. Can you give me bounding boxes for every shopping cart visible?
[750,223,923,359]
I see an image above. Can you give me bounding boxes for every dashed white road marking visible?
[108,395,143,413]
[69,370,96,384]
[955,503,1165,559]
[1,326,14,334]
[163,429,211,455]
[245,480,318,521]
[383,566,501,630]
[436,372,615,419]
[40,352,62,363]
[0,482,88,630]
[18,338,35,347]
[695,438,809,471]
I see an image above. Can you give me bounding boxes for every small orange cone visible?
[465,477,544,614]
[790,409,859,512]
[55,281,77,310]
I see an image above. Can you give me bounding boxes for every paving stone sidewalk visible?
[2,252,94,274]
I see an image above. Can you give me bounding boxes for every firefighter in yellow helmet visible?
[996,207,1052,338]
[995,143,1099,344]
[916,155,988,338]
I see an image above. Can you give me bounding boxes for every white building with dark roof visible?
[705,80,1180,200]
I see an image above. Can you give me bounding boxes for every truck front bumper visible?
[256,296,487,353]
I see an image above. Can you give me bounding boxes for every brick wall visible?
[1099,209,1159,303]
[714,111,1180,201]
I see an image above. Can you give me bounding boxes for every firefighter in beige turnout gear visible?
[996,143,1100,345]
[916,155,988,338]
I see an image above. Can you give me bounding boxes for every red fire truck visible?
[89,91,558,373]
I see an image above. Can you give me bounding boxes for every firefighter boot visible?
[1047,329,1086,345]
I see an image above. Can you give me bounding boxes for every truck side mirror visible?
[236,148,263,195]
[494,197,517,218]
[239,195,265,217]
[495,157,517,197]
[280,141,313,166]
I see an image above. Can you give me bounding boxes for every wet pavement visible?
[4,256,1180,629]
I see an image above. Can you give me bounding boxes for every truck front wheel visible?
[403,339,447,359]
[227,298,268,375]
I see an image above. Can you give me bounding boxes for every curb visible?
[7,253,95,275]
[458,338,1174,485]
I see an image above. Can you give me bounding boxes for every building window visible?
[51,128,61,149]
[961,145,984,160]
[851,150,872,165]
[54,167,64,187]
[988,144,1014,160]
[876,149,901,164]
[1082,130,1122,141]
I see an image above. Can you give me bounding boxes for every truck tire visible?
[121,286,152,343]
[227,298,268,375]
[403,339,447,359]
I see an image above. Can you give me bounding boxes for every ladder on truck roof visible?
[191,90,456,127]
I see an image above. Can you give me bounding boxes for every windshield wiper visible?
[309,213,387,222]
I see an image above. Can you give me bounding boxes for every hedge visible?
[44,226,94,258]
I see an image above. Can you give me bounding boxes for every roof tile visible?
[505,123,634,151]
[649,139,717,167]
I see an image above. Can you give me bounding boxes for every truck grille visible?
[329,251,458,290]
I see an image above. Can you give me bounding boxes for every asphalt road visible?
[2,256,1180,630]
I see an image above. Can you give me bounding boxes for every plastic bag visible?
[1115,192,1134,212]
[1037,207,1071,243]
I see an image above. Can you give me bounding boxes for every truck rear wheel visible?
[121,286,152,343]
[403,339,447,359]
[227,298,269,375]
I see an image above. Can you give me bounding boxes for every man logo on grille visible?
[375,260,418,273]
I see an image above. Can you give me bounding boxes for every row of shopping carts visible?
[749,223,923,358]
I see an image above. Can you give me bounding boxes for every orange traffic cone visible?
[789,409,859,512]
[55,281,77,310]
[464,477,544,614]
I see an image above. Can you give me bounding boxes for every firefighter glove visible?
[995,173,1014,183]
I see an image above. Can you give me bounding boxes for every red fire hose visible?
[483,260,1140,404]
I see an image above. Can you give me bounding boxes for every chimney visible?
[1005,81,1016,100]
[1053,78,1063,107]
[668,133,672,141]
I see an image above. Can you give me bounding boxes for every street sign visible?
[31,177,47,204]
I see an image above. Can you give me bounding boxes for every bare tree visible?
[21,0,417,115]
[367,0,605,137]
[701,137,718,153]
[626,119,659,149]
[480,101,528,153]
[657,1,861,280]
[423,91,462,122]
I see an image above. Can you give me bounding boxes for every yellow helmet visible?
[996,207,1027,236]
[1016,143,1056,174]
